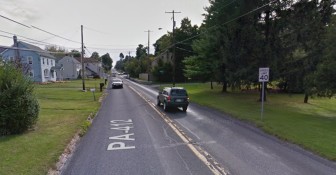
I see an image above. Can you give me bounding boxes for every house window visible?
[47,59,49,65]
[9,56,14,61]
[51,70,54,78]
[51,60,53,66]
[27,56,33,64]
[44,69,49,78]
[43,58,45,64]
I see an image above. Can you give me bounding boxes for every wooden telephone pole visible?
[81,25,85,91]
[166,10,181,87]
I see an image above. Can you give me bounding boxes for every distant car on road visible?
[111,79,123,89]
[157,87,189,112]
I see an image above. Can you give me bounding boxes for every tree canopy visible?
[101,53,113,72]
[182,0,336,102]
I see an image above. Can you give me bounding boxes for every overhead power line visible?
[83,26,114,35]
[177,0,277,46]
[0,34,12,39]
[157,0,277,55]
[0,45,73,54]
[0,15,31,28]
[0,29,56,46]
[31,25,81,44]
[0,29,79,50]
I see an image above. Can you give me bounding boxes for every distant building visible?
[56,56,81,80]
[151,52,173,69]
[1,39,57,82]
[74,57,104,78]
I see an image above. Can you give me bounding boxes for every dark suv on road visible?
[157,87,189,112]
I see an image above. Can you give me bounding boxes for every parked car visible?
[111,79,123,89]
[157,87,189,112]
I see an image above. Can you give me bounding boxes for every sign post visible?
[90,88,96,101]
[259,68,269,120]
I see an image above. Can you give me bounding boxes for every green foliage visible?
[153,34,172,55]
[70,50,81,58]
[136,44,147,59]
[0,80,102,174]
[101,53,113,72]
[153,18,199,82]
[119,52,124,59]
[119,45,152,77]
[79,120,92,137]
[313,15,336,98]
[179,82,336,160]
[124,59,140,78]
[151,59,173,82]
[0,63,39,135]
[90,52,101,61]
[46,45,67,58]
[314,60,336,97]
[183,0,335,101]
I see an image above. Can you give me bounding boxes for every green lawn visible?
[177,83,336,161]
[0,79,105,175]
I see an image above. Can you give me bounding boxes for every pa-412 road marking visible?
[107,119,135,151]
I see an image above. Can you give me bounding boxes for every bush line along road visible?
[60,77,336,175]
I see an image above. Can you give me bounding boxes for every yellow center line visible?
[128,85,228,175]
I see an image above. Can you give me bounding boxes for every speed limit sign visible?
[259,68,269,82]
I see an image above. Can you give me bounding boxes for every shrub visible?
[0,63,39,135]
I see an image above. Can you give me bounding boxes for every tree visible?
[101,53,113,72]
[0,62,39,135]
[183,31,219,89]
[314,14,336,97]
[136,44,147,59]
[46,45,67,58]
[174,18,200,82]
[119,53,124,60]
[70,50,81,58]
[152,59,173,82]
[153,18,199,83]
[280,0,335,103]
[91,52,100,61]
[154,34,172,56]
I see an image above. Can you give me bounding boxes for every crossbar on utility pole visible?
[166,10,181,87]
[81,25,86,91]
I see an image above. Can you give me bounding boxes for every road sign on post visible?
[259,67,269,120]
[259,67,269,82]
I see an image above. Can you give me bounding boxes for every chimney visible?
[13,35,20,63]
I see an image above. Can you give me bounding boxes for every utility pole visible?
[145,30,152,74]
[166,10,181,87]
[144,30,152,55]
[81,25,85,91]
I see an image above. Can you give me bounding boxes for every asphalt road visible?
[61,77,336,175]
[61,78,215,175]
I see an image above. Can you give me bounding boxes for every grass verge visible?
[176,83,336,161]
[0,79,105,175]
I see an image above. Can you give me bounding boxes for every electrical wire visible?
[0,15,31,28]
[0,44,74,54]
[155,0,277,56]
[0,29,79,51]
[0,34,12,39]
[31,25,81,44]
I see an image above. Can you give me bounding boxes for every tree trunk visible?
[222,82,227,92]
[211,81,213,89]
[304,93,309,103]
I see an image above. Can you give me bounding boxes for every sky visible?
[0,0,210,64]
